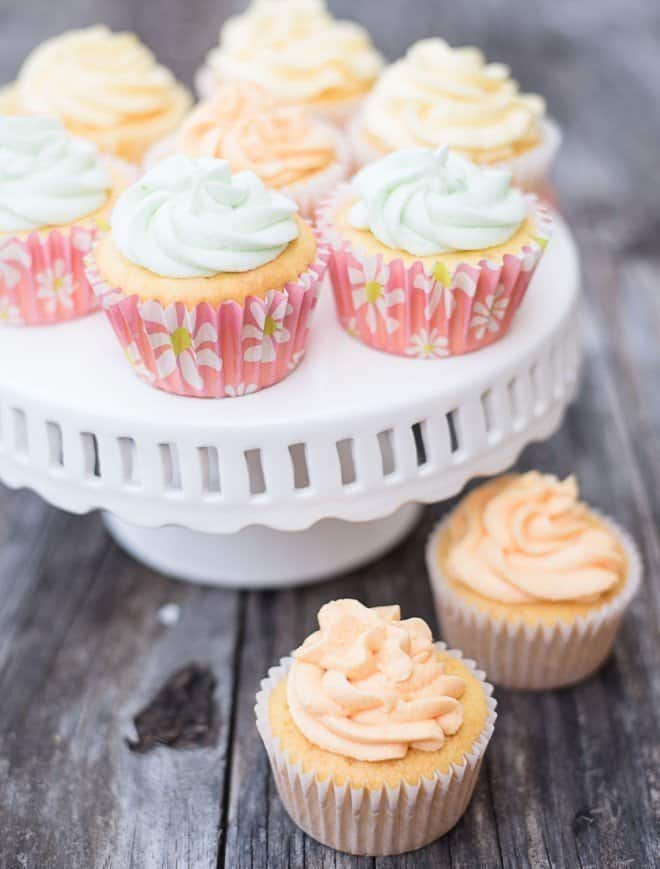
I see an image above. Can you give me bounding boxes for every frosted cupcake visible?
[195,0,383,127]
[256,599,496,856]
[350,39,560,193]
[85,155,328,397]
[146,84,350,218]
[0,116,132,326]
[317,146,551,357]
[1,26,191,163]
[427,473,642,690]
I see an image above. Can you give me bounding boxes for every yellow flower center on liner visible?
[171,326,192,356]
[433,262,452,286]
[365,280,382,303]
[263,315,277,337]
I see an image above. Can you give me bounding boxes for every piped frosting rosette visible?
[255,600,497,856]
[6,26,191,164]
[0,116,132,326]
[316,146,551,358]
[349,39,560,194]
[85,156,328,398]
[144,84,351,218]
[195,0,383,127]
[426,473,642,690]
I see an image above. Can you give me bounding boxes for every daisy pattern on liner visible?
[242,291,292,363]
[139,301,222,390]
[470,284,510,341]
[0,241,30,290]
[225,383,258,397]
[414,263,478,320]
[0,296,23,325]
[405,327,449,359]
[348,256,404,335]
[36,259,74,313]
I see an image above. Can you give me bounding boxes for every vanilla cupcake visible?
[2,26,191,163]
[147,84,351,218]
[196,0,383,127]
[256,599,496,856]
[350,39,560,193]
[427,473,642,690]
[85,155,328,397]
[317,146,551,357]
[0,116,132,326]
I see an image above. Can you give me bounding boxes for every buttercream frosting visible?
[111,155,299,278]
[179,97,337,188]
[446,473,626,604]
[0,116,111,232]
[14,26,190,140]
[361,39,544,161]
[204,0,383,104]
[287,599,465,762]
[349,146,527,255]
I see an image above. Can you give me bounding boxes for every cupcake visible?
[195,0,383,128]
[0,116,132,326]
[146,84,351,218]
[1,26,191,163]
[350,39,560,194]
[256,599,496,856]
[85,155,328,398]
[427,473,642,690]
[317,145,551,357]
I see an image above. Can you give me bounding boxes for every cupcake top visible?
[444,473,627,604]
[348,146,528,256]
[287,599,465,762]
[0,116,112,233]
[111,155,300,278]
[203,0,383,106]
[10,26,191,158]
[361,39,545,162]
[177,90,340,188]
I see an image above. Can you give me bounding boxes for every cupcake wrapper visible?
[0,224,100,326]
[316,186,552,358]
[348,118,562,195]
[426,515,642,690]
[143,124,351,220]
[255,645,497,856]
[84,238,329,398]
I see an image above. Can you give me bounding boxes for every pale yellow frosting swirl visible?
[204,0,383,105]
[12,26,191,160]
[287,599,465,761]
[362,39,545,162]
[446,473,626,604]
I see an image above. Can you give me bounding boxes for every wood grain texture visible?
[1,1,659,867]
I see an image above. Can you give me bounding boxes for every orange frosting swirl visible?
[446,473,626,604]
[287,599,465,761]
[176,82,273,156]
[177,92,337,187]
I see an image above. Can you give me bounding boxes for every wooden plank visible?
[0,502,241,869]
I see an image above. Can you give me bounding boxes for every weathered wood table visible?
[1,2,659,866]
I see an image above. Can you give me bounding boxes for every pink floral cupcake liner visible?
[84,240,330,398]
[316,186,552,358]
[0,225,101,327]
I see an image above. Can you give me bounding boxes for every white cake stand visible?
[0,218,580,587]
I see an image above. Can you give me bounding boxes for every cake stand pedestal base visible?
[103,504,423,588]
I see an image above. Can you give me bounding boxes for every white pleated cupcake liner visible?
[194,64,367,129]
[348,117,562,194]
[426,513,642,691]
[143,123,351,220]
[255,646,497,856]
